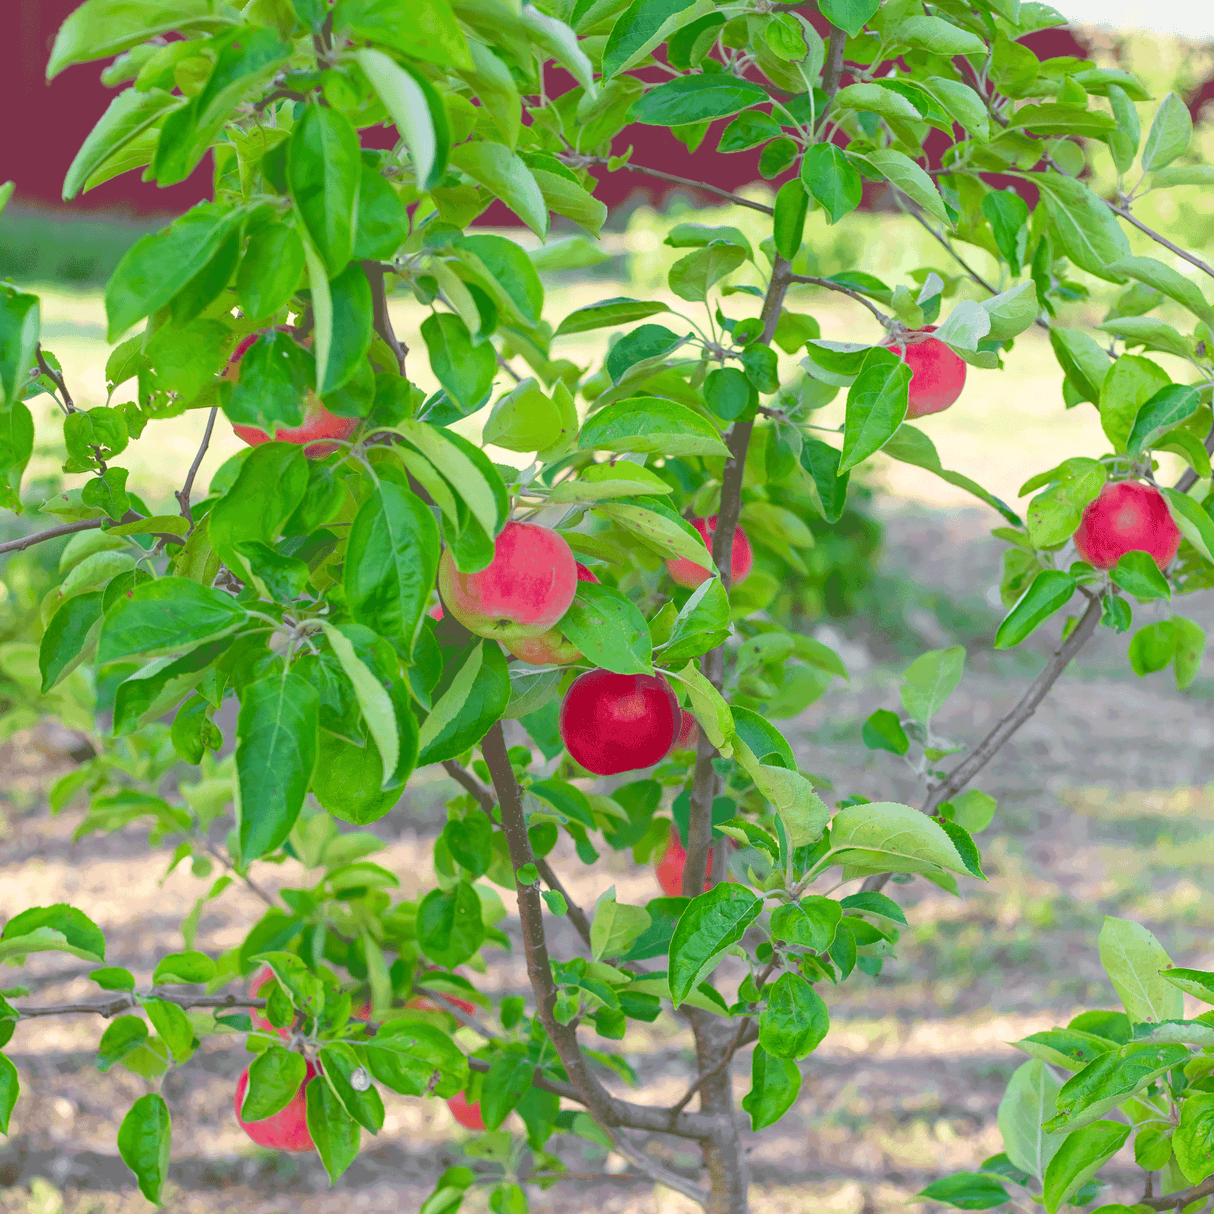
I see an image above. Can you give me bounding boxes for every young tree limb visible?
[790,274,893,327]
[177,406,219,529]
[1139,1174,1214,1211]
[1109,202,1214,284]
[362,260,407,374]
[0,518,107,557]
[14,991,266,1019]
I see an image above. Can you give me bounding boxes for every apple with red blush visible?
[666,516,753,589]
[559,670,680,775]
[234,1058,319,1151]
[447,1090,486,1130]
[1073,480,1182,571]
[248,964,291,1040]
[882,325,967,419]
[505,562,599,665]
[655,827,718,896]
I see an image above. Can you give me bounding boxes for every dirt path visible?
[2,506,1213,1213]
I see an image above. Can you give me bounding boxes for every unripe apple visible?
[225,331,358,458]
[234,1058,319,1152]
[1074,480,1182,570]
[447,1090,485,1130]
[655,828,715,896]
[674,709,698,749]
[559,670,680,775]
[437,521,578,643]
[505,563,598,665]
[882,325,967,419]
[666,516,753,589]
[248,964,291,1040]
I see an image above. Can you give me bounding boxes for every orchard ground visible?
[3,208,1214,1212]
[2,502,1213,1214]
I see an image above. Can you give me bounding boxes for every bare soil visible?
[3,505,1213,1213]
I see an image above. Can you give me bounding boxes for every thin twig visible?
[0,518,106,556]
[177,407,218,529]
[558,154,774,217]
[669,1020,760,1116]
[610,1130,710,1206]
[202,841,278,908]
[1109,202,1214,284]
[1139,1174,1214,1211]
[789,274,894,327]
[15,991,266,1019]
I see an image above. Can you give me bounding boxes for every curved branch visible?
[1140,1175,1214,1211]
[0,518,106,556]
[789,274,893,327]
[177,407,218,529]
[15,991,266,1019]
[1109,202,1214,284]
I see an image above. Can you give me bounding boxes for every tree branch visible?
[442,758,594,950]
[1140,1175,1214,1211]
[36,345,75,414]
[816,24,847,133]
[1108,202,1214,284]
[558,154,774,217]
[177,407,218,529]
[789,274,894,327]
[611,1130,711,1206]
[362,260,407,375]
[480,722,719,1143]
[0,518,106,557]
[201,841,278,909]
[14,991,266,1019]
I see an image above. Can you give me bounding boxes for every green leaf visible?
[90,967,135,991]
[590,886,652,961]
[0,903,106,964]
[865,148,949,222]
[595,501,712,565]
[1042,1121,1131,1214]
[800,143,862,224]
[770,897,840,952]
[532,168,607,237]
[1126,384,1201,458]
[922,76,990,142]
[354,48,445,190]
[861,708,909,755]
[741,1045,801,1131]
[915,1173,1011,1210]
[353,168,412,262]
[758,973,828,1059]
[288,104,361,278]
[815,801,975,881]
[306,1075,360,1184]
[732,736,828,848]
[839,347,912,472]
[1098,915,1183,1024]
[117,1094,171,1206]
[578,397,726,457]
[448,234,544,328]
[318,1041,384,1134]
[1111,551,1171,602]
[817,0,878,37]
[1107,256,1214,333]
[484,378,575,459]
[1098,315,1190,360]
[559,582,652,675]
[554,297,671,336]
[480,1052,534,1130]
[1098,354,1170,453]
[0,1053,17,1134]
[1174,1093,1214,1184]
[773,178,809,261]
[667,242,747,303]
[1051,326,1113,405]
[140,997,196,1063]
[605,324,687,383]
[630,75,769,127]
[394,419,508,537]
[1161,968,1214,1005]
[47,0,233,78]
[1141,92,1192,171]
[417,640,510,766]
[1046,1042,1188,1131]
[668,884,762,1006]
[0,289,38,415]
[112,639,232,736]
[39,591,104,693]
[99,579,248,664]
[364,1022,468,1098]
[320,262,373,396]
[1161,487,1214,564]
[235,671,320,861]
[105,202,243,340]
[892,13,986,54]
[998,1059,1066,1180]
[240,1046,307,1122]
[834,82,923,122]
[993,570,1075,649]
[346,481,440,655]
[152,951,215,984]
[422,313,496,412]
[900,645,965,727]
[602,0,705,78]
[658,576,729,663]
[449,141,548,239]
[1173,617,1205,691]
[417,882,485,968]
[335,0,472,69]
[1036,173,1132,283]
[63,88,182,201]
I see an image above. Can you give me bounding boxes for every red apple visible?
[505,563,599,665]
[882,325,967,419]
[560,670,680,775]
[352,1000,373,1021]
[248,965,291,1040]
[447,1090,485,1130]
[437,521,578,643]
[225,331,358,458]
[405,992,476,1017]
[666,517,753,589]
[656,827,714,896]
[1074,480,1182,571]
[429,603,444,620]
[235,1058,319,1152]
[674,709,698,750]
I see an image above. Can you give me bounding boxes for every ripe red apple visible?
[248,965,291,1040]
[674,709,698,750]
[429,603,444,620]
[234,1058,318,1152]
[404,992,476,1017]
[437,521,578,643]
[666,517,754,589]
[656,827,714,896]
[560,670,680,775]
[1074,480,1182,571]
[883,325,967,419]
[505,563,599,665]
[225,331,358,458]
[447,1090,485,1130]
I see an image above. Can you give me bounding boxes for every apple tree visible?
[1,0,1212,1211]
